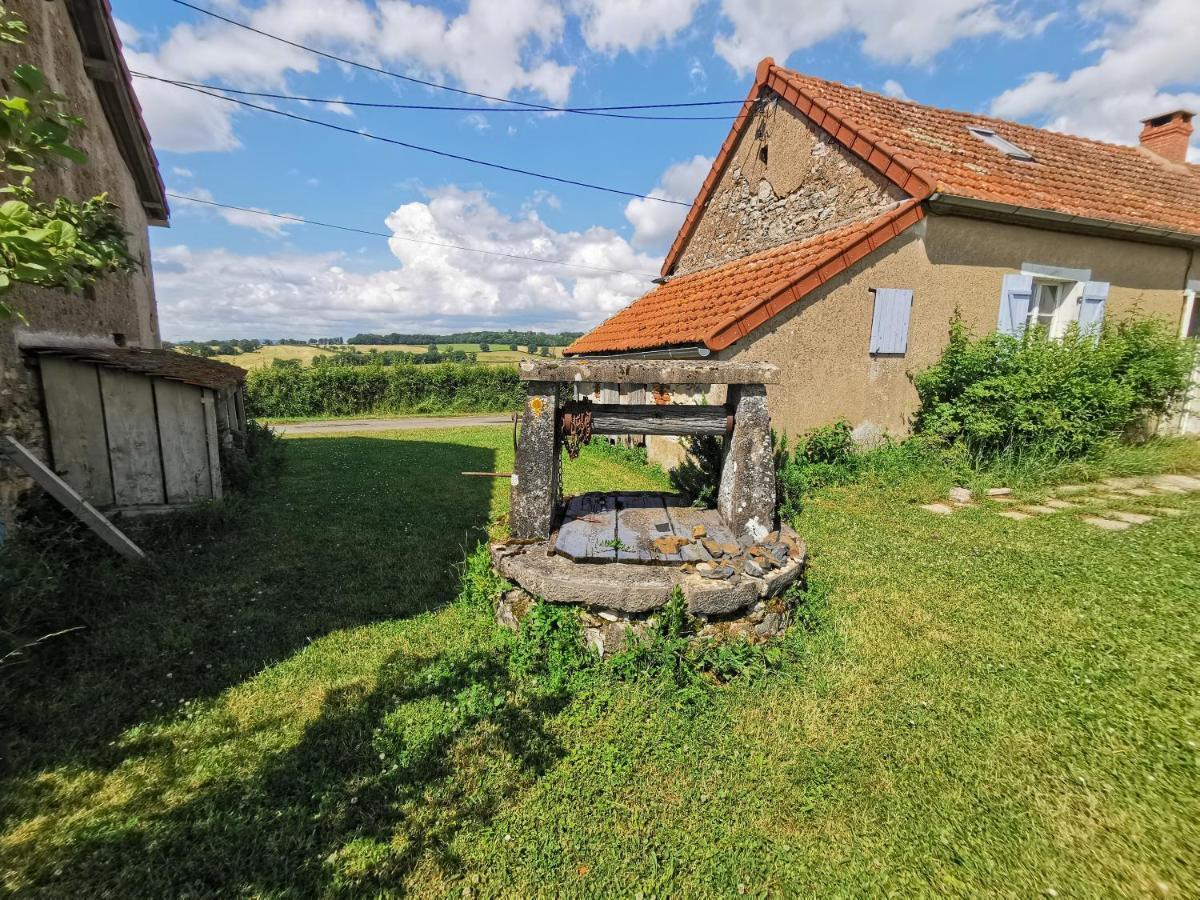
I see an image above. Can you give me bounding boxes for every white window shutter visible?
[869,288,914,354]
[998,273,1033,336]
[1078,281,1109,338]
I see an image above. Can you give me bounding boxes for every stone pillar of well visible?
[509,380,560,540]
[718,383,776,542]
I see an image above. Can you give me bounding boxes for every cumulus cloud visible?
[990,0,1200,150]
[623,155,712,251]
[153,187,659,339]
[881,79,910,100]
[714,0,1055,72]
[573,0,705,54]
[125,0,574,153]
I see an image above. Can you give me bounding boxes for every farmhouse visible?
[0,0,246,538]
[567,59,1200,454]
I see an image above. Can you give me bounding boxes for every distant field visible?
[209,343,566,370]
[211,344,334,369]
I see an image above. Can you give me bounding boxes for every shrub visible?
[245,362,523,418]
[774,420,860,517]
[913,314,1194,461]
[219,419,285,494]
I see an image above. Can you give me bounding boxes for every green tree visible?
[479,342,490,352]
[0,6,137,321]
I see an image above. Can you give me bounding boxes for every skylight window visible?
[966,126,1035,161]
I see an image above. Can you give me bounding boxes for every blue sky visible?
[113,0,1200,340]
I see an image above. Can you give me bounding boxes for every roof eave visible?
[927,193,1200,249]
[562,343,712,359]
[65,0,169,226]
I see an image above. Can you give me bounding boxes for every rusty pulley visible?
[560,398,593,460]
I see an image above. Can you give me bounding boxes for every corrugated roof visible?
[566,201,924,355]
[29,346,246,390]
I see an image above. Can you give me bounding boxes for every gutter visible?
[567,345,712,360]
[927,193,1200,249]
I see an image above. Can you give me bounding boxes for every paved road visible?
[271,414,512,434]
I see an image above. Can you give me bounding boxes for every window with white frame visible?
[1028,276,1083,338]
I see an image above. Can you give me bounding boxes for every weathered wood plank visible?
[202,390,224,501]
[154,379,212,503]
[99,368,165,506]
[586,404,728,436]
[39,356,114,506]
[554,494,617,562]
[2,436,145,560]
[520,359,780,385]
[663,501,739,546]
[510,381,559,540]
[615,494,679,563]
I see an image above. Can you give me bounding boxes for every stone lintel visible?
[519,359,780,385]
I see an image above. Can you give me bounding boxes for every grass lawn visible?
[2,428,1198,896]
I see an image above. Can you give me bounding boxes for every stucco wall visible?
[721,213,1194,442]
[672,93,906,277]
[0,0,160,535]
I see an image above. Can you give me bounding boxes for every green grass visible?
[2,430,1198,897]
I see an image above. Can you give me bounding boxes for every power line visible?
[154,79,692,206]
[130,72,746,121]
[168,0,743,119]
[168,192,660,278]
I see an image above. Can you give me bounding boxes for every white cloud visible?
[990,0,1200,150]
[324,99,354,117]
[881,79,910,100]
[114,17,143,47]
[171,166,195,178]
[573,0,704,54]
[153,187,658,339]
[623,155,712,251]
[126,0,575,153]
[714,0,1054,72]
[170,187,303,237]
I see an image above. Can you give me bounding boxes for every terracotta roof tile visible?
[567,201,924,355]
[28,346,246,390]
[770,67,1200,238]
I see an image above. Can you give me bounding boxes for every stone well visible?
[495,359,806,656]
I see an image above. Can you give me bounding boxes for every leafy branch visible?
[0,5,137,321]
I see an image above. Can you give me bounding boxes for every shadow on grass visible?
[3,643,569,895]
[0,435,496,779]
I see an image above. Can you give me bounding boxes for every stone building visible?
[567,59,1200,459]
[1,0,245,539]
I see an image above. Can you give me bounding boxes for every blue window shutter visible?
[869,288,913,354]
[1078,281,1109,338]
[998,273,1033,336]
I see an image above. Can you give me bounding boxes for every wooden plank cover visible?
[202,390,224,501]
[663,500,739,546]
[615,494,680,563]
[588,404,727,436]
[39,356,114,506]
[554,494,617,562]
[154,379,212,502]
[99,367,165,506]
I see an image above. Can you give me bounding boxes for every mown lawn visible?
[1,427,1198,897]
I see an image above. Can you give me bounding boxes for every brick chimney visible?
[1139,110,1194,163]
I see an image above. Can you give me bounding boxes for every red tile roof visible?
[29,346,246,390]
[575,59,1200,355]
[566,200,924,355]
[663,60,1200,278]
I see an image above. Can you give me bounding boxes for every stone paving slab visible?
[999,510,1032,521]
[1106,510,1156,525]
[1081,516,1132,530]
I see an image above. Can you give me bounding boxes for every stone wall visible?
[672,92,907,277]
[0,0,160,537]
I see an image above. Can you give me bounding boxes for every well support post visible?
[718,383,776,542]
[509,381,560,540]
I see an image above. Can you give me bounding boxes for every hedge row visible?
[245,363,524,418]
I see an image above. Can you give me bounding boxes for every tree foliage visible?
[0,6,136,320]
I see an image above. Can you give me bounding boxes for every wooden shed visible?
[25,346,248,513]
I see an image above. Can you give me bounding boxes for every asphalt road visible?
[270,414,512,434]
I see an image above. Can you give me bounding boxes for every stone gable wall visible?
[1,0,159,538]
[672,93,907,277]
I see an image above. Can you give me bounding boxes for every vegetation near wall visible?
[914,315,1194,460]
[245,362,524,418]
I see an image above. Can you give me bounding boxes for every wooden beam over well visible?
[585,404,729,436]
[519,359,780,385]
